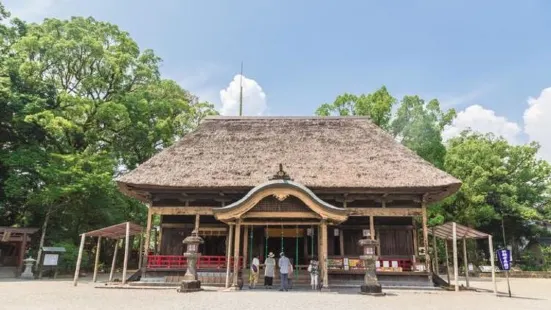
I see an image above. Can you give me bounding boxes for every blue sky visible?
[4,0,551,159]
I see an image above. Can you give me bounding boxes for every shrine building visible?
[117,116,461,288]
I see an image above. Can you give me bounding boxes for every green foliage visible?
[0,8,216,252]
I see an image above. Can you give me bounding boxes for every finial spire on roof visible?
[239,62,243,116]
[269,163,292,181]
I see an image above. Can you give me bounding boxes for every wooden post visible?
[109,239,119,282]
[444,239,451,284]
[232,221,242,287]
[225,224,234,288]
[489,235,497,295]
[137,233,143,270]
[376,228,381,255]
[321,220,329,289]
[412,217,418,259]
[463,237,469,288]
[370,216,375,241]
[122,222,130,285]
[18,233,27,276]
[339,229,345,256]
[143,207,153,269]
[452,222,459,292]
[73,233,86,286]
[92,236,102,282]
[432,229,438,275]
[421,198,431,274]
[242,226,249,272]
[194,214,200,232]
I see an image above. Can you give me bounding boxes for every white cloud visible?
[219,74,267,116]
[524,87,551,162]
[443,104,522,143]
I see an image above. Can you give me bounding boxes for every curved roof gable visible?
[213,180,348,223]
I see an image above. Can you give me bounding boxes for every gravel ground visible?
[0,276,549,310]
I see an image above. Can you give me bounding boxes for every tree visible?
[391,96,456,169]
[0,13,217,260]
[315,86,396,129]
[443,131,551,248]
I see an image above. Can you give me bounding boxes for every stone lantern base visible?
[178,280,202,293]
[360,284,384,296]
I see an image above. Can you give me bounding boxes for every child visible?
[307,258,319,290]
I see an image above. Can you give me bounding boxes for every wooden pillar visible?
[421,198,431,274]
[463,237,469,288]
[73,233,86,286]
[143,207,153,269]
[242,226,249,272]
[137,233,143,270]
[231,221,242,287]
[18,233,27,276]
[194,214,200,232]
[444,239,451,284]
[321,220,329,289]
[432,229,438,275]
[412,217,418,259]
[489,235,497,295]
[122,222,130,285]
[225,224,234,288]
[452,222,459,292]
[376,228,381,256]
[109,239,119,282]
[369,216,375,241]
[339,228,344,256]
[92,236,102,282]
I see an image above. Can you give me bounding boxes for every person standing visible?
[308,258,319,290]
[278,252,290,291]
[264,252,276,288]
[249,254,260,289]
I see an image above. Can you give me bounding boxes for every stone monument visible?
[358,238,384,296]
[178,230,204,293]
[20,257,36,280]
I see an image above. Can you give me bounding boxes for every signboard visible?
[334,229,339,236]
[497,249,511,271]
[362,229,371,237]
[43,254,59,266]
[306,228,313,236]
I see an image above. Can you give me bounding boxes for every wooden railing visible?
[147,255,243,270]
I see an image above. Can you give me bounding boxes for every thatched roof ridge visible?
[117,116,461,200]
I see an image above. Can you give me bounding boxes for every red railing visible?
[147,255,243,270]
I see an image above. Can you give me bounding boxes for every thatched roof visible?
[117,116,461,200]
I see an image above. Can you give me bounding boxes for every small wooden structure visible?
[430,222,497,294]
[0,227,38,276]
[73,222,143,286]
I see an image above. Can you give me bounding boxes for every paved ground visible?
[0,276,549,310]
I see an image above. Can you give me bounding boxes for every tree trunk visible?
[36,206,52,278]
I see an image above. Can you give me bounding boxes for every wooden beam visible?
[369,216,375,241]
[122,222,130,285]
[143,206,152,270]
[18,233,27,276]
[445,239,450,284]
[150,207,214,215]
[194,214,200,231]
[489,235,497,295]
[109,240,119,282]
[463,238,469,288]
[421,198,431,275]
[242,226,249,272]
[240,221,322,226]
[73,233,86,286]
[432,230,438,275]
[92,236,102,282]
[452,222,459,292]
[231,221,242,287]
[339,229,345,256]
[225,224,234,288]
[321,221,329,289]
[242,212,320,219]
[347,208,422,217]
[137,233,143,270]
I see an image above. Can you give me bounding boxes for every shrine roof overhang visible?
[212,180,348,224]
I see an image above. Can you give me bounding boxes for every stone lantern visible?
[178,230,204,293]
[21,257,36,280]
[358,238,384,296]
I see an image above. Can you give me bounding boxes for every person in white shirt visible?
[278,252,290,291]
[264,252,276,288]
[307,258,319,290]
[249,254,260,289]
